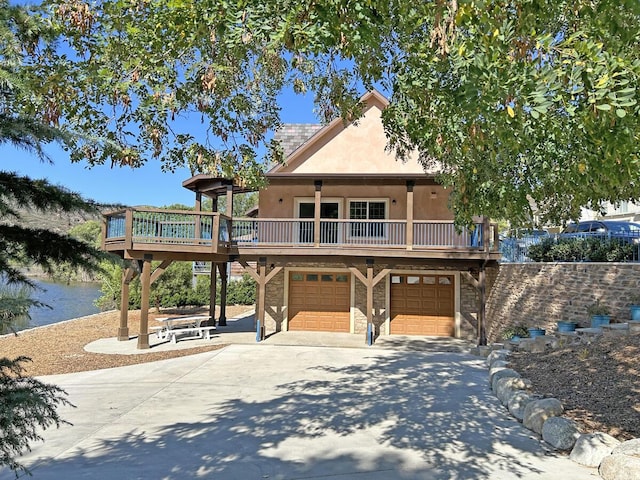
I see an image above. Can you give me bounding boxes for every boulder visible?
[486,349,510,367]
[523,398,563,434]
[495,377,531,406]
[489,359,510,370]
[570,432,621,467]
[491,368,521,393]
[542,416,581,450]
[508,391,538,421]
[613,438,640,456]
[599,454,640,480]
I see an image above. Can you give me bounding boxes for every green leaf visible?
[596,104,612,111]
[616,109,627,118]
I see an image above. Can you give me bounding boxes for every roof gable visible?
[270,90,425,176]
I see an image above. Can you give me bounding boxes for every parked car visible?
[560,220,640,244]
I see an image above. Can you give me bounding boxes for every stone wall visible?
[487,263,640,342]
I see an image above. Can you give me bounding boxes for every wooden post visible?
[349,260,391,345]
[240,259,282,341]
[479,266,487,346]
[314,180,322,246]
[226,183,234,217]
[257,257,267,340]
[124,208,133,250]
[218,262,228,326]
[406,180,414,251]
[117,267,137,341]
[482,216,491,253]
[194,192,202,241]
[137,256,152,350]
[210,262,218,326]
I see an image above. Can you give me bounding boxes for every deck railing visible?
[104,208,230,250]
[104,208,497,253]
[232,218,495,250]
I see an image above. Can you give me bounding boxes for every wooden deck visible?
[103,207,501,261]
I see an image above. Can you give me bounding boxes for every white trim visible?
[384,269,461,338]
[284,266,353,333]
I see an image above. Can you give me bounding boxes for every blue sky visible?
[2,90,319,207]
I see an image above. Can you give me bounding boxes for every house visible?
[102,90,501,349]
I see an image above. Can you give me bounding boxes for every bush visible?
[96,263,256,310]
[528,237,637,262]
[500,324,529,340]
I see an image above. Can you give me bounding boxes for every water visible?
[20,280,103,331]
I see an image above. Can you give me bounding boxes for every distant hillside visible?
[4,201,119,236]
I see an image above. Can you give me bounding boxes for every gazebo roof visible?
[181,175,257,197]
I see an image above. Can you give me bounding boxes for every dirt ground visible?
[0,305,253,377]
[509,334,640,441]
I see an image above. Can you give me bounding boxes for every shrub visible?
[528,237,637,262]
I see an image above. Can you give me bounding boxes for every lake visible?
[18,280,103,331]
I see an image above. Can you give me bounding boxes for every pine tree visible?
[0,2,102,474]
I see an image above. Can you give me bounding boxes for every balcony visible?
[103,208,499,260]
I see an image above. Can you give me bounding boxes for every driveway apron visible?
[1,344,595,479]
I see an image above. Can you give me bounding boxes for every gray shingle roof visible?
[274,124,323,158]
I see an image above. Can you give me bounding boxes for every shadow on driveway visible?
[5,346,591,479]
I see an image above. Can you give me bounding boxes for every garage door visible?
[390,274,455,336]
[288,272,350,332]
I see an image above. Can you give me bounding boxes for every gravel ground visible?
[510,334,640,441]
[1,305,253,377]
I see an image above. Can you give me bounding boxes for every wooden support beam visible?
[217,263,228,326]
[241,258,282,341]
[137,257,152,349]
[150,260,172,285]
[406,180,414,251]
[209,262,218,326]
[226,183,234,217]
[349,260,389,345]
[117,267,138,341]
[479,266,487,346]
[461,271,480,290]
[314,180,322,246]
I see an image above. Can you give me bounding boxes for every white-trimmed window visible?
[348,199,387,237]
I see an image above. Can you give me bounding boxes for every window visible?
[349,200,386,237]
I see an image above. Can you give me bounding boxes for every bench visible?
[153,315,212,341]
[167,326,217,344]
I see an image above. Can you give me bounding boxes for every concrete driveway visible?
[1,344,595,479]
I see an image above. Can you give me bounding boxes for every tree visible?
[0,356,72,477]
[17,0,637,226]
[1,2,101,474]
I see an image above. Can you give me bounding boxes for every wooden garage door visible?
[288,272,350,332]
[390,274,455,336]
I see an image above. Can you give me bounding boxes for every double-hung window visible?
[349,200,386,238]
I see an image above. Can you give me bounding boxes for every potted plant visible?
[587,300,611,328]
[500,324,529,342]
[556,320,578,333]
[629,294,640,322]
[527,326,546,338]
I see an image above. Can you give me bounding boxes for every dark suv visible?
[560,220,640,244]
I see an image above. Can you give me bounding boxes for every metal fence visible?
[500,234,640,263]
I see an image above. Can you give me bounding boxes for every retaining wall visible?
[487,263,640,342]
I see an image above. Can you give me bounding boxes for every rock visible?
[486,349,510,367]
[508,392,541,421]
[599,454,640,480]
[613,438,640,456]
[542,416,581,450]
[495,377,531,406]
[489,359,510,370]
[570,432,621,467]
[531,336,548,353]
[523,398,563,434]
[490,368,521,393]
